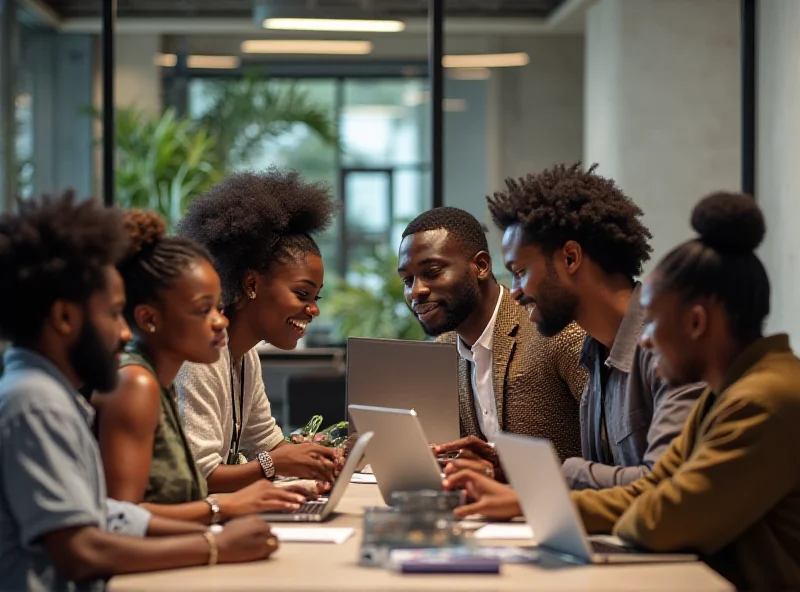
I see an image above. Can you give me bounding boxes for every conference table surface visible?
[109,483,734,591]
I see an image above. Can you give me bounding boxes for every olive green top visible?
[119,341,208,504]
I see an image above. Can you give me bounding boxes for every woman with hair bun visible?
[444,192,800,591]
[175,169,341,493]
[93,209,306,524]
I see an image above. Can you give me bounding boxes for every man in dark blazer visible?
[397,207,587,474]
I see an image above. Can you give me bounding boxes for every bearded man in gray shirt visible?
[481,163,705,490]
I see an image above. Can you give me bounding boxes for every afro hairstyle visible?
[177,168,338,307]
[487,162,652,278]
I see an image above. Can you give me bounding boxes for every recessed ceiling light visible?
[263,17,405,33]
[443,52,529,68]
[241,40,374,55]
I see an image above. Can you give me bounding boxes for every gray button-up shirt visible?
[562,284,705,490]
[0,348,151,592]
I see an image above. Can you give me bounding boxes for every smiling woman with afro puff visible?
[174,168,342,495]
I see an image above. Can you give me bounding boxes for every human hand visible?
[270,443,337,481]
[443,458,495,480]
[215,516,279,563]
[432,436,504,480]
[443,469,522,520]
[432,436,496,462]
[218,480,305,519]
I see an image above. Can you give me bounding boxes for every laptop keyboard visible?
[292,501,326,515]
[590,540,636,555]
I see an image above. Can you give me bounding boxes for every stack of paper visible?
[271,527,355,544]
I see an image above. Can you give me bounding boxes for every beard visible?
[417,274,481,337]
[533,267,580,338]
[68,317,121,394]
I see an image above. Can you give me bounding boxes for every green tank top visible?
[119,341,208,504]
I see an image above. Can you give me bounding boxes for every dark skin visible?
[639,271,752,394]
[397,228,499,347]
[440,268,761,522]
[397,229,507,477]
[32,267,277,582]
[501,224,635,349]
[93,259,306,523]
[438,224,638,473]
[207,253,338,493]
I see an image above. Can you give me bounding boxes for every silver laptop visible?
[260,431,373,522]
[494,432,698,564]
[346,337,460,444]
[348,405,443,505]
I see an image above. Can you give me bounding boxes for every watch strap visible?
[258,450,276,479]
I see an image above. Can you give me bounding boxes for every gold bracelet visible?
[203,531,218,566]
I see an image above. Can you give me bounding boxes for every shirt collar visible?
[456,286,505,361]
[2,346,96,425]
[718,334,792,394]
[579,283,644,373]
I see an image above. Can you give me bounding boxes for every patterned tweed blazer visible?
[438,289,588,462]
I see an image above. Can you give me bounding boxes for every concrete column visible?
[584,0,740,272]
[757,0,800,342]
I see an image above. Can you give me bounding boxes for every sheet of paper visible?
[271,527,355,544]
[473,523,534,540]
[360,464,373,474]
[350,472,377,484]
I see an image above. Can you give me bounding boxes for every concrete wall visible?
[113,34,162,114]
[757,0,800,343]
[584,0,741,273]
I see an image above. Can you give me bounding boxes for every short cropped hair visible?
[402,207,489,258]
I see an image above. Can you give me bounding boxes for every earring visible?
[248,291,256,300]
[148,324,156,333]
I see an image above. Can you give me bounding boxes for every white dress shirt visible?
[456,287,504,442]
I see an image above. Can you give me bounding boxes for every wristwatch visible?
[258,450,276,479]
[205,495,221,525]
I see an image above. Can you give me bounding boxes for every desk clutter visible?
[356,489,537,574]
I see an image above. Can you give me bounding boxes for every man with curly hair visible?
[0,192,277,589]
[175,169,341,492]
[486,163,705,490]
[397,207,587,480]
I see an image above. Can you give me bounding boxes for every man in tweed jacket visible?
[398,208,588,470]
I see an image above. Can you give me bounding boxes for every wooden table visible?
[109,483,734,591]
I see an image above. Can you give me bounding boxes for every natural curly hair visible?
[118,209,212,327]
[0,190,128,346]
[177,168,338,307]
[402,207,489,258]
[487,162,653,278]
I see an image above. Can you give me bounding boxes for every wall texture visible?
[584,0,741,273]
[757,0,800,343]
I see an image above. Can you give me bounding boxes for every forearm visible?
[54,527,211,582]
[562,457,649,491]
[144,513,208,535]
[206,462,264,493]
[141,501,214,526]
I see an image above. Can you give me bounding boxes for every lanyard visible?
[227,353,246,464]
